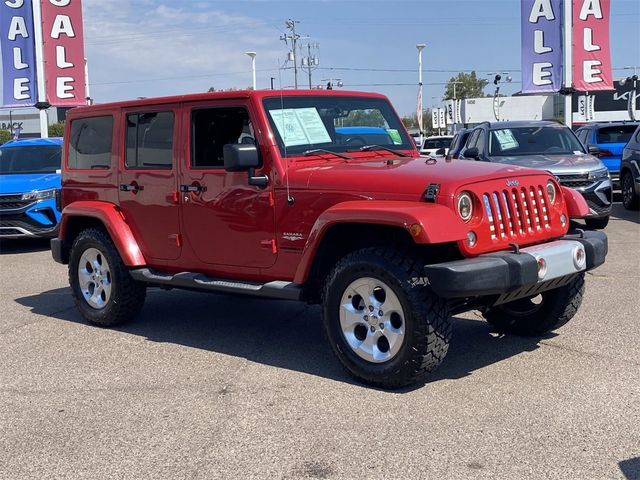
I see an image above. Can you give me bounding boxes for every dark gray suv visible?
[620,124,640,210]
[460,120,612,229]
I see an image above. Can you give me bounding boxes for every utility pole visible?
[562,0,573,127]
[301,42,320,89]
[281,19,302,89]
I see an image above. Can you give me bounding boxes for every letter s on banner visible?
[572,0,613,91]
[41,0,86,106]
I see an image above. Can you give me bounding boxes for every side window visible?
[576,129,588,144]
[467,129,480,149]
[476,130,486,153]
[191,107,253,168]
[68,116,114,169]
[125,111,174,169]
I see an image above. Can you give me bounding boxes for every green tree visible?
[443,71,488,100]
[0,130,11,144]
[48,122,65,137]
[401,110,435,136]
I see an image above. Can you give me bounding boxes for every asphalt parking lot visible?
[0,203,638,480]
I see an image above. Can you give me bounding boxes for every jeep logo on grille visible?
[506,179,519,187]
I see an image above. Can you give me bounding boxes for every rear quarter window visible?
[68,116,114,169]
[596,125,637,144]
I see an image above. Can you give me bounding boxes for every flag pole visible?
[562,0,573,128]
[31,0,49,138]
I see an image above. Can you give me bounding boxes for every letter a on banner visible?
[1,0,38,107]
[572,0,613,91]
[40,0,86,106]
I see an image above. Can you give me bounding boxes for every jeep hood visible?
[292,156,547,198]
[490,153,604,175]
[0,173,61,194]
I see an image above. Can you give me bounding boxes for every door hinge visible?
[260,239,277,254]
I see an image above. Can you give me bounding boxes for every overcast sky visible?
[6,0,640,116]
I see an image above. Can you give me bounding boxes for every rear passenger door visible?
[118,106,182,261]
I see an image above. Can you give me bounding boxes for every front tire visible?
[585,215,609,230]
[69,228,146,327]
[621,171,640,210]
[483,273,585,336]
[322,247,451,389]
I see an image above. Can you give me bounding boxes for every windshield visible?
[0,145,61,174]
[262,96,413,157]
[422,138,452,149]
[489,125,585,156]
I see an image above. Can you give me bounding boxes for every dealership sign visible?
[0,0,86,108]
[521,0,613,94]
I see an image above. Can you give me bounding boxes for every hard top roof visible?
[67,89,390,115]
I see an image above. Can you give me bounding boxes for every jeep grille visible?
[482,185,550,240]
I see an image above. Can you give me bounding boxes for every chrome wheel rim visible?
[339,277,405,363]
[78,248,112,309]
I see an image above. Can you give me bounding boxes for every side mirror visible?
[223,144,261,171]
[223,144,268,188]
[587,144,601,157]
[435,148,446,156]
[464,146,480,159]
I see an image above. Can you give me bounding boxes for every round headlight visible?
[546,180,557,203]
[457,192,473,222]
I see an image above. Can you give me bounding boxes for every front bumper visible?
[0,196,61,238]
[575,178,612,219]
[424,230,607,300]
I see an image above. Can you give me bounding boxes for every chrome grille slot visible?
[481,183,549,242]
[483,194,496,240]
[491,192,506,238]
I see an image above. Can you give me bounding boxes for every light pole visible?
[245,52,257,90]
[619,73,638,121]
[488,72,512,121]
[416,43,426,147]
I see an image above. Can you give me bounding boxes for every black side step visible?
[129,268,303,301]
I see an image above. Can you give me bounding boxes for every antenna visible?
[276,59,294,205]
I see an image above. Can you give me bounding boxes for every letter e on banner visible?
[41,0,86,106]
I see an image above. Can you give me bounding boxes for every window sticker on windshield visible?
[494,129,519,150]
[386,129,402,144]
[269,108,331,147]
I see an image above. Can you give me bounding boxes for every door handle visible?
[179,184,207,193]
[120,183,144,192]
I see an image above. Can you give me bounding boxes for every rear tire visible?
[322,247,452,389]
[621,171,640,210]
[483,273,584,336]
[585,215,609,230]
[69,228,146,327]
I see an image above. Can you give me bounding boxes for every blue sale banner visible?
[521,0,563,93]
[1,0,37,107]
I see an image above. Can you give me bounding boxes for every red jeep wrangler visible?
[51,90,607,388]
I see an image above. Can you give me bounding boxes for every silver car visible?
[460,120,612,229]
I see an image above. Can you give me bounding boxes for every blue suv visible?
[0,137,63,238]
[575,122,639,185]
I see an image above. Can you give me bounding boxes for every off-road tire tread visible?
[484,273,585,336]
[322,247,452,389]
[69,228,146,327]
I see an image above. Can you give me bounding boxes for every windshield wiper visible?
[358,145,410,157]
[302,149,353,160]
